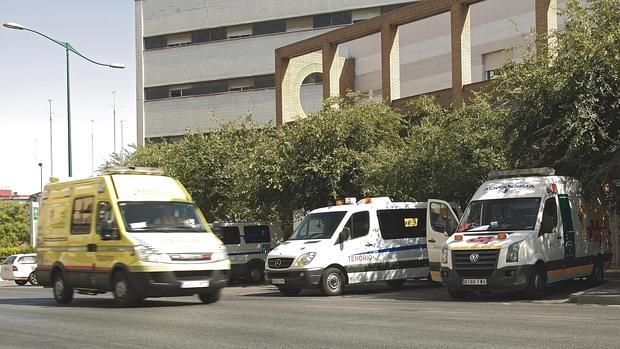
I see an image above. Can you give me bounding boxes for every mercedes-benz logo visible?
[469,253,479,263]
[274,259,282,268]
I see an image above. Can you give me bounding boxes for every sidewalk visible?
[569,270,620,305]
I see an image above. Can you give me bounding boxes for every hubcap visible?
[54,278,64,297]
[250,268,261,280]
[115,280,128,299]
[327,273,340,291]
[31,274,37,284]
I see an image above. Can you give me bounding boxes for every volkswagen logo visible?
[274,259,282,268]
[469,253,480,263]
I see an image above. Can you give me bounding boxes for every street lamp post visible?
[3,21,125,177]
[38,163,43,192]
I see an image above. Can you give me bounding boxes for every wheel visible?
[15,280,27,286]
[277,287,301,296]
[386,279,406,289]
[525,264,546,299]
[447,288,470,300]
[198,289,222,304]
[28,272,39,286]
[245,263,264,284]
[112,272,141,307]
[320,267,345,296]
[587,259,604,285]
[52,272,74,304]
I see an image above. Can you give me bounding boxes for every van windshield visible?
[289,212,347,240]
[118,201,206,233]
[458,198,541,232]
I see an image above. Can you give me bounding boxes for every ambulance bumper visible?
[440,265,532,291]
[127,269,229,297]
[265,268,323,289]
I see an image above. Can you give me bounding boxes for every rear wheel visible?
[28,272,38,286]
[447,288,470,300]
[198,289,222,304]
[277,287,301,296]
[15,280,27,286]
[320,268,345,296]
[525,265,546,299]
[52,272,74,304]
[245,263,264,284]
[386,279,406,289]
[112,272,141,307]
[587,258,604,285]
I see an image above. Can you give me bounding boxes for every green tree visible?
[0,201,31,248]
[497,0,620,190]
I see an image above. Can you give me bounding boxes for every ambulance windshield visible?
[289,211,347,240]
[458,198,541,232]
[119,201,206,232]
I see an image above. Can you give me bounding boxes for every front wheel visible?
[525,265,546,299]
[112,272,141,307]
[15,280,28,286]
[28,272,39,286]
[320,268,345,296]
[198,289,222,304]
[52,272,74,304]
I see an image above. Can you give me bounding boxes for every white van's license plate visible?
[462,279,487,286]
[272,278,285,285]
[181,280,210,288]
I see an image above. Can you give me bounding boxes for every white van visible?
[265,197,459,296]
[211,222,283,282]
[440,168,612,299]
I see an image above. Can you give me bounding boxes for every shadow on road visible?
[0,296,207,308]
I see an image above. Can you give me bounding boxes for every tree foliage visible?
[0,202,30,248]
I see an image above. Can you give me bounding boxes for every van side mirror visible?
[539,216,555,236]
[337,227,351,244]
[97,201,120,241]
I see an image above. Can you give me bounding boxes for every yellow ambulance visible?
[36,167,230,306]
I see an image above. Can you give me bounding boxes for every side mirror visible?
[97,202,120,240]
[337,227,351,244]
[539,216,555,236]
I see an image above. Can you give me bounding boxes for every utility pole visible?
[48,99,54,177]
[120,120,125,154]
[112,91,117,154]
[90,119,94,175]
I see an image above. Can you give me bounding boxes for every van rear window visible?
[243,225,271,243]
[377,209,427,239]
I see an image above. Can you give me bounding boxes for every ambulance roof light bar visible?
[101,166,165,176]
[488,167,555,180]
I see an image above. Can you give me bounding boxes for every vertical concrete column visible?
[381,24,400,102]
[450,1,471,106]
[135,0,146,145]
[322,42,337,100]
[275,53,289,126]
[535,0,558,57]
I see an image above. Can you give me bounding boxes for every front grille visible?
[452,249,499,278]
[267,258,294,269]
[174,270,213,281]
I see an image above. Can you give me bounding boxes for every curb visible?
[568,283,620,305]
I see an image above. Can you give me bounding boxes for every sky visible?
[0,0,136,195]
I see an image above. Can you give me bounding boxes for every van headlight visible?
[294,252,316,267]
[211,245,228,262]
[440,245,449,264]
[134,245,171,263]
[506,241,522,263]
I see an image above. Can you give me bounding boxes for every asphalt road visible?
[1,278,619,349]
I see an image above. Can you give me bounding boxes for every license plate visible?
[181,280,210,288]
[462,278,487,286]
[271,278,285,285]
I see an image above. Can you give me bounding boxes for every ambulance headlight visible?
[134,245,171,263]
[294,252,316,267]
[211,245,228,262]
[440,245,449,264]
[506,241,522,263]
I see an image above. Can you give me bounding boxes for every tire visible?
[112,272,141,307]
[245,263,265,284]
[52,272,74,304]
[15,280,27,286]
[320,267,345,296]
[277,287,301,296]
[28,272,39,286]
[525,265,546,299]
[386,279,406,289]
[587,259,604,285]
[447,288,469,300]
[198,289,222,304]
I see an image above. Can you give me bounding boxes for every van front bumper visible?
[441,265,532,291]
[127,269,229,297]
[265,268,323,289]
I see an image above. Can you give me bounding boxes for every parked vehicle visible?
[440,168,612,299]
[0,253,38,286]
[265,197,459,296]
[36,167,230,306]
[211,222,284,283]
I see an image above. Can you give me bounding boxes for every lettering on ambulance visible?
[559,195,575,259]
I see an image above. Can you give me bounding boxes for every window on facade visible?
[344,211,370,240]
[71,196,94,235]
[243,225,271,243]
[192,28,227,43]
[213,226,241,245]
[378,208,427,239]
[169,86,193,98]
[254,75,276,89]
[302,73,323,85]
[252,20,286,36]
[144,36,167,49]
[313,11,352,28]
[145,86,169,100]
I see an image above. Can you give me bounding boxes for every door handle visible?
[365,243,373,247]
[556,236,562,240]
[87,244,97,252]
[428,239,437,243]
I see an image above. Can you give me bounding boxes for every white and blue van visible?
[265,197,459,296]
